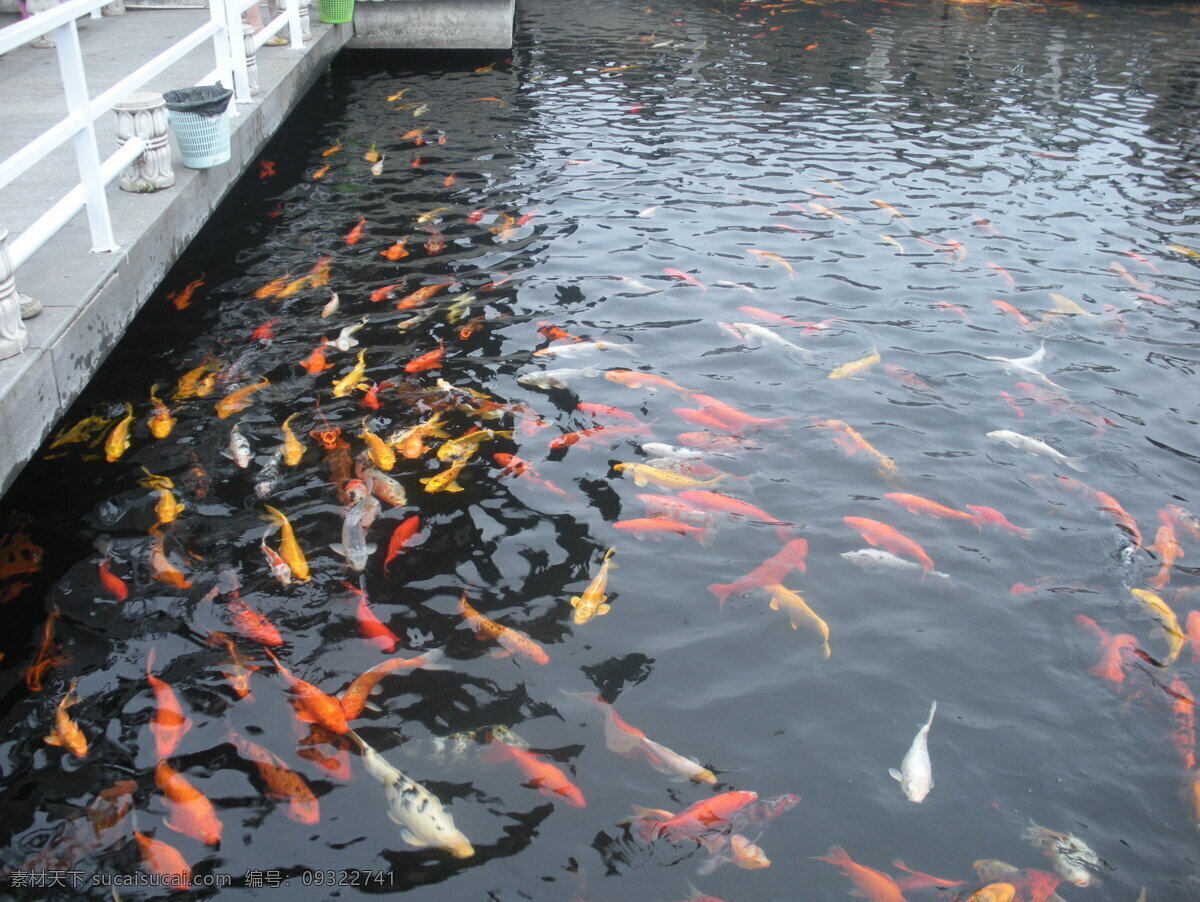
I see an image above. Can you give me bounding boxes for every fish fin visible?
[397,826,428,847]
[699,834,725,854]
[365,544,378,555]
[1066,456,1087,472]
[597,603,611,615]
[488,647,513,658]
[330,544,346,556]
[44,732,62,746]
[415,648,450,671]
[888,768,903,782]
[569,596,580,608]
[629,804,673,820]
[364,701,383,713]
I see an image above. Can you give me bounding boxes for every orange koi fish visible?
[264,648,350,735]
[154,760,222,846]
[205,631,258,700]
[813,846,905,902]
[26,606,65,692]
[613,517,711,544]
[986,262,1014,284]
[966,505,1033,539]
[44,679,87,758]
[746,248,797,279]
[844,517,933,573]
[249,318,276,343]
[103,403,135,463]
[1148,523,1184,590]
[344,216,366,245]
[146,648,192,759]
[811,417,902,483]
[380,237,409,260]
[663,268,706,291]
[870,199,906,219]
[405,341,444,374]
[424,230,445,255]
[396,281,453,309]
[133,831,191,890]
[338,649,447,720]
[604,368,694,397]
[708,539,808,608]
[689,393,790,430]
[576,402,641,424]
[383,516,422,571]
[227,598,284,647]
[1187,611,1200,664]
[458,594,548,665]
[677,490,792,537]
[1075,615,1137,684]
[1054,477,1141,547]
[257,160,276,179]
[98,555,128,601]
[229,731,320,824]
[626,791,757,846]
[253,274,290,300]
[312,162,331,180]
[147,385,176,439]
[538,322,585,344]
[884,493,973,522]
[991,299,1034,330]
[342,581,399,653]
[299,339,333,374]
[890,860,964,892]
[1167,676,1196,771]
[148,536,191,589]
[167,276,204,310]
[87,780,137,838]
[491,453,568,496]
[481,739,585,807]
[321,140,343,157]
[215,377,270,419]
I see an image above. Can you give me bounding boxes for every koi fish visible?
[813,846,905,902]
[262,504,309,581]
[228,730,320,824]
[1047,292,1095,317]
[986,262,1014,284]
[419,459,467,493]
[966,505,1033,539]
[215,376,269,419]
[992,299,1034,330]
[264,648,349,735]
[570,548,616,625]
[205,631,258,700]
[312,162,331,179]
[870,199,906,219]
[146,648,192,759]
[424,230,445,255]
[1168,676,1196,771]
[1147,524,1183,590]
[405,341,444,374]
[1021,821,1103,887]
[167,276,204,310]
[26,606,65,692]
[347,730,474,857]
[1131,588,1184,665]
[613,462,728,490]
[745,248,797,279]
[332,351,367,398]
[133,831,191,889]
[457,594,548,665]
[763,584,830,658]
[576,694,715,783]
[97,553,128,601]
[338,649,447,720]
[986,429,1085,472]
[604,368,694,397]
[396,281,453,309]
[844,517,934,573]
[828,347,881,380]
[344,216,366,245]
[708,540,809,607]
[625,791,758,848]
[148,536,191,589]
[342,581,397,652]
[104,403,134,463]
[146,385,175,439]
[155,760,222,846]
[1054,476,1140,546]
[482,739,585,807]
[228,598,283,647]
[321,140,342,157]
[44,679,87,758]
[678,490,791,537]
[380,237,409,260]
[299,339,333,375]
[884,493,974,522]
[890,701,936,803]
[383,517,421,572]
[492,453,568,496]
[1075,615,1138,684]
[663,268,707,291]
[614,517,711,544]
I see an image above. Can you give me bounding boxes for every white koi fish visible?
[532,341,639,359]
[348,731,474,858]
[984,342,1064,390]
[890,701,936,803]
[986,429,1085,471]
[840,549,950,581]
[333,317,368,352]
[1022,820,1104,887]
[516,366,600,391]
[330,480,379,572]
[223,422,252,469]
[731,322,814,361]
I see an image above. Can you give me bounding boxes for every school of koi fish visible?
[2,0,1200,899]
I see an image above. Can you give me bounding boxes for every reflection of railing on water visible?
[0,0,304,360]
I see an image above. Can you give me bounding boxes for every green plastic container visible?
[317,0,353,24]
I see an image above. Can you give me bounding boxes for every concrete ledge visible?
[348,0,513,50]
[0,12,353,498]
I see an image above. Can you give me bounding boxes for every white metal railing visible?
[0,0,303,272]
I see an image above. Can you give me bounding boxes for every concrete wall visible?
[349,0,513,50]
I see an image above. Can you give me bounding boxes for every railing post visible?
[209,0,244,110]
[242,24,261,96]
[114,93,175,193]
[279,0,307,46]
[55,18,118,253]
[0,229,31,361]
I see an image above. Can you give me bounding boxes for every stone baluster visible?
[0,229,31,361]
[114,93,175,193]
[243,24,261,95]
[101,0,125,16]
[279,0,310,41]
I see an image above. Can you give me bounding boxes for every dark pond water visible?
[2,0,1200,898]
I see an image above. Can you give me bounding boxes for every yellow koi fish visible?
[613,463,728,490]
[104,403,135,463]
[870,199,906,219]
[415,206,449,224]
[48,413,113,450]
[458,595,548,664]
[420,459,467,493]
[390,412,451,460]
[173,359,216,400]
[746,249,797,279]
[360,420,395,472]
[1130,588,1184,665]
[44,679,87,758]
[1167,243,1200,259]
[332,351,367,398]
[147,385,175,439]
[140,469,184,525]
[281,414,304,466]
[215,376,270,419]
[828,347,881,380]
[1047,292,1096,318]
[386,88,409,102]
[570,548,616,625]
[436,428,512,464]
[262,504,310,581]
[763,584,830,658]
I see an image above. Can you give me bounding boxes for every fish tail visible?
[1066,456,1088,472]
[415,648,451,671]
[625,814,664,844]
[813,844,851,866]
[708,583,734,608]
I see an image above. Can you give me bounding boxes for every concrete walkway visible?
[0,6,352,497]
